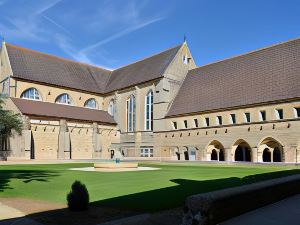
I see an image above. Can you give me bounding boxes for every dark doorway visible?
[184,151,189,160]
[219,149,225,161]
[211,149,218,160]
[30,133,35,159]
[273,147,282,162]
[235,146,251,162]
[110,150,115,159]
[176,152,180,160]
[262,148,271,162]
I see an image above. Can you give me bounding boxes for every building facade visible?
[0,38,300,163]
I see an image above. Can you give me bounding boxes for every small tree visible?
[0,97,23,149]
[67,180,89,211]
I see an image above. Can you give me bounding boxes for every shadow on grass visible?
[1,169,300,225]
[0,170,59,192]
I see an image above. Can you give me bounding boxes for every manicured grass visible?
[0,162,299,211]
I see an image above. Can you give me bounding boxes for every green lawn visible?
[0,162,299,211]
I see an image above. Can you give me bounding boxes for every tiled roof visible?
[105,45,182,92]
[11,98,116,125]
[6,44,111,94]
[167,38,300,117]
[6,43,182,94]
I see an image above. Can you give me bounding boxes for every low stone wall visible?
[182,174,300,225]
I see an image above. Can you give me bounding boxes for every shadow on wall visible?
[0,169,59,192]
[1,170,300,225]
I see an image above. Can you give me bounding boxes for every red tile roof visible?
[11,98,116,125]
[167,38,300,117]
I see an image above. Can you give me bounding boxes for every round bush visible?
[67,180,89,211]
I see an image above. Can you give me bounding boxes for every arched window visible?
[126,95,135,132]
[55,93,73,105]
[84,98,97,109]
[21,88,42,101]
[108,99,116,119]
[145,90,153,131]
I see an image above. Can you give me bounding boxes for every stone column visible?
[252,147,258,162]
[22,116,31,158]
[58,119,69,159]
[284,145,297,163]
[296,147,300,163]
[224,148,232,162]
[92,122,101,158]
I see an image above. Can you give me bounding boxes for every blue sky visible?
[0,0,299,69]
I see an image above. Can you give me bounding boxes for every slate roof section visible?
[167,38,300,117]
[105,45,182,92]
[11,98,116,125]
[6,43,182,94]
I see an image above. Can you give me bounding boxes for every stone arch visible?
[258,137,284,162]
[206,140,225,161]
[232,139,252,162]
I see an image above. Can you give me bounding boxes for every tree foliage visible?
[0,97,23,137]
[67,180,89,211]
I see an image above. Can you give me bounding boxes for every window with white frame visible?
[194,119,199,128]
[216,116,222,125]
[183,55,189,64]
[55,93,73,105]
[21,88,42,101]
[230,114,236,124]
[259,110,266,121]
[294,107,300,118]
[275,109,283,120]
[172,121,178,130]
[84,98,97,109]
[1,78,9,96]
[205,117,210,127]
[108,99,116,119]
[140,148,153,157]
[244,112,251,123]
[145,90,153,131]
[126,95,136,132]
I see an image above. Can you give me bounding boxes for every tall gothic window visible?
[145,90,153,131]
[108,99,116,119]
[55,93,73,105]
[126,95,136,132]
[21,88,42,101]
[84,98,97,109]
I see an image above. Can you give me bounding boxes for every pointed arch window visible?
[108,99,117,119]
[126,95,136,132]
[145,90,153,131]
[21,88,42,101]
[55,93,73,105]
[84,98,97,109]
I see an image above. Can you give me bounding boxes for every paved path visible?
[221,194,300,225]
[0,202,42,225]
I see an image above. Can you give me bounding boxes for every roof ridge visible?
[189,37,300,73]
[5,43,112,72]
[113,43,183,71]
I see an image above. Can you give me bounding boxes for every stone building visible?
[0,38,300,162]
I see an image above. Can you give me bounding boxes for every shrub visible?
[67,180,89,211]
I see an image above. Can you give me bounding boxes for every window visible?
[183,120,188,128]
[216,116,222,125]
[84,98,97,109]
[126,95,136,132]
[205,117,210,127]
[140,148,153,157]
[259,111,266,121]
[1,78,9,96]
[108,99,116,119]
[145,90,153,131]
[172,121,178,130]
[275,109,283,120]
[244,112,251,123]
[21,88,41,101]
[230,114,236,124]
[55,93,73,105]
[183,55,188,64]
[194,119,199,128]
[294,107,300,118]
